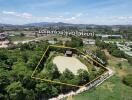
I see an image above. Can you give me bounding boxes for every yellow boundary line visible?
[31,45,50,77]
[31,45,108,88]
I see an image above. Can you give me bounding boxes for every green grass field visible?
[70,76,132,100]
[9,36,35,41]
[67,50,132,100]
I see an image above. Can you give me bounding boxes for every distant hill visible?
[0,23,14,27]
[24,22,74,27]
[0,22,132,29]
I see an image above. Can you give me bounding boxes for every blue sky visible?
[0,0,132,25]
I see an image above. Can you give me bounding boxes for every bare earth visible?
[53,56,88,75]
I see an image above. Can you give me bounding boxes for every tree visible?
[35,83,49,99]
[6,81,24,100]
[52,64,60,79]
[60,69,75,82]
[21,52,28,63]
[27,54,40,70]
[0,70,10,94]
[51,86,58,97]
[95,49,108,65]
[23,89,36,100]
[77,69,89,84]
[6,81,35,100]
[95,40,107,49]
[22,76,36,90]
[65,36,83,47]
[53,38,57,42]
[127,56,132,65]
[43,61,60,80]
[0,93,5,99]
[0,51,8,61]
[111,50,125,58]
[20,33,25,37]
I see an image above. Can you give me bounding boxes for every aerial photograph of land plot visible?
[0,0,132,100]
[31,45,107,89]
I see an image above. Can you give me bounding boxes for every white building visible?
[83,39,95,45]
[96,34,123,39]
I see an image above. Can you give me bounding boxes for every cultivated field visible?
[53,56,88,75]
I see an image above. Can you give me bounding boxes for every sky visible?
[0,0,132,25]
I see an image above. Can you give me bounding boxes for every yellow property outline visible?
[31,45,108,88]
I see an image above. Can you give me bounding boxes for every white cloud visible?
[76,13,83,17]
[2,11,132,25]
[1,11,83,24]
[116,16,132,20]
[2,11,33,19]
[2,11,16,15]
[21,13,32,19]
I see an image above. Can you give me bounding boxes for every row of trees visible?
[95,40,132,63]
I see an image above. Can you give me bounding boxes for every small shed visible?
[65,50,72,57]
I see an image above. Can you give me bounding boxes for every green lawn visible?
[71,75,132,100]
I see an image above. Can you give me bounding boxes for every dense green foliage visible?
[0,41,50,99]
[65,36,83,47]
[0,40,96,100]
[107,44,125,58]
[95,40,107,49]
[95,40,132,65]
[95,49,108,65]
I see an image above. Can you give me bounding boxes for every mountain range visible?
[0,22,132,28]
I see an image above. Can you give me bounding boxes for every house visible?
[65,50,73,57]
[48,40,57,44]
[83,39,95,45]
[96,34,122,39]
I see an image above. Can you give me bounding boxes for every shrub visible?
[123,74,132,87]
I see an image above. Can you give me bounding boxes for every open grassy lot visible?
[53,56,88,75]
[35,35,71,42]
[69,76,132,100]
[8,33,70,42]
[9,36,35,41]
[69,50,132,100]
[7,30,33,34]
